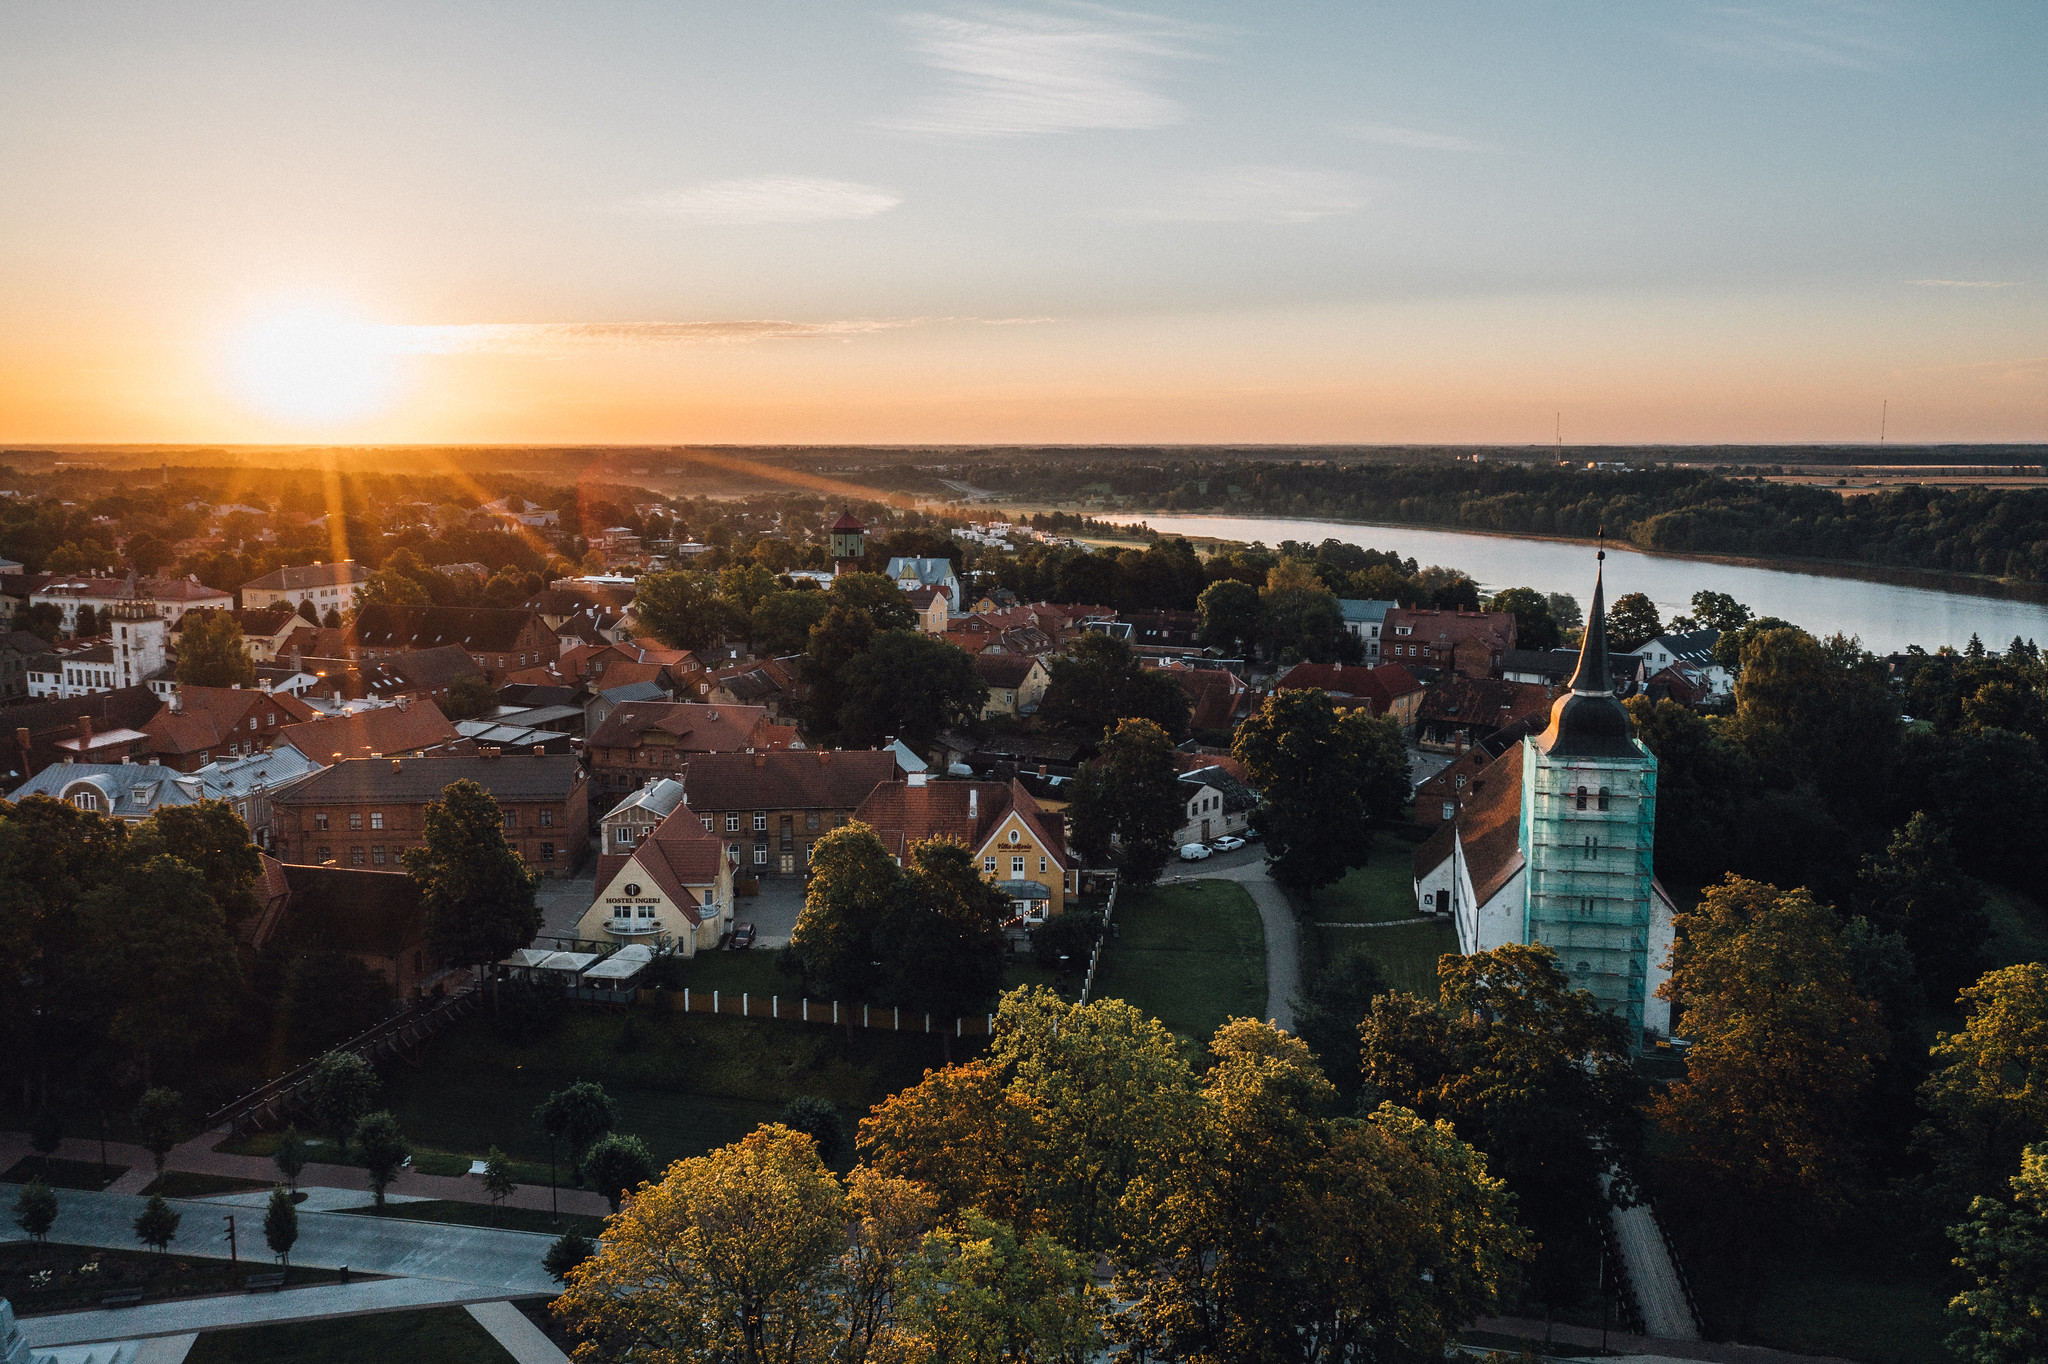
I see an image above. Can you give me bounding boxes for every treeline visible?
[902,458,2048,583]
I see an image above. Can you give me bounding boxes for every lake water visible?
[1103,513,2048,656]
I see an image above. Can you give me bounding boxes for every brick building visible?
[141,684,320,771]
[1380,607,1517,679]
[347,605,555,683]
[585,701,793,813]
[271,751,588,876]
[674,748,897,876]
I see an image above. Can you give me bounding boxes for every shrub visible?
[777,1096,847,1164]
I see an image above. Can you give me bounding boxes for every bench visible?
[100,1293,143,1307]
[245,1273,286,1291]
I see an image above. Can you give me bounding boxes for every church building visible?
[1413,553,1676,1045]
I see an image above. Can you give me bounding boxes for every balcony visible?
[604,917,662,936]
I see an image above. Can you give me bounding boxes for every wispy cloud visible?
[1678,2,1899,71]
[1345,123,1497,153]
[1107,165,1369,224]
[382,317,1046,355]
[632,176,901,224]
[1911,279,2021,289]
[885,4,1211,137]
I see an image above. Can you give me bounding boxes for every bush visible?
[492,977,568,1044]
[13,1179,57,1241]
[584,1133,655,1213]
[544,1231,593,1282]
[1030,914,1098,970]
[777,1096,847,1164]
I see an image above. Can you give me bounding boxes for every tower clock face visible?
[624,883,641,897]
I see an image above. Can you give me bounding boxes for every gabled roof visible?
[1178,764,1258,814]
[974,652,1041,688]
[1414,741,1526,907]
[678,748,896,813]
[610,812,728,925]
[142,686,319,758]
[1337,598,1398,624]
[194,745,325,800]
[272,752,583,805]
[1274,661,1422,712]
[886,557,957,588]
[240,561,369,594]
[1417,675,1553,731]
[370,646,482,693]
[350,604,542,653]
[1638,628,1721,666]
[610,776,690,821]
[589,701,777,753]
[854,778,1067,865]
[10,762,204,818]
[274,701,461,763]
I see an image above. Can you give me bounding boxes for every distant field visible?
[1088,881,1266,1046]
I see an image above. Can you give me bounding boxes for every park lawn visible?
[652,946,794,999]
[1982,883,2048,967]
[142,1172,271,1198]
[334,1198,607,1239]
[1087,881,1265,1044]
[1318,920,1459,1000]
[1303,833,1428,923]
[369,1004,963,1176]
[0,1243,351,1317]
[2,1157,126,1191]
[186,1305,513,1364]
[1681,1242,1951,1364]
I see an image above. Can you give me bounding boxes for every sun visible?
[225,304,403,425]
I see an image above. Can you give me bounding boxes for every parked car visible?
[1211,835,1246,853]
[728,922,757,950]
[1178,842,1212,861]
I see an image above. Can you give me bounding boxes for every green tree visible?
[1946,1142,2048,1364]
[777,1095,848,1164]
[279,949,395,1057]
[632,570,729,649]
[751,589,831,657]
[896,1208,1104,1362]
[799,605,877,741]
[127,800,264,928]
[1918,963,2048,1195]
[1488,586,1561,651]
[1289,948,1386,1101]
[13,1179,56,1242]
[1689,590,1753,633]
[1063,717,1182,883]
[1547,591,1583,634]
[133,1088,185,1178]
[1650,877,1886,1327]
[535,1081,618,1181]
[1233,689,1405,900]
[787,822,902,1006]
[1605,591,1662,651]
[585,1132,656,1213]
[1039,632,1189,744]
[1360,944,1645,1313]
[717,561,779,618]
[483,1146,517,1221]
[307,1052,380,1159]
[175,610,256,688]
[134,1193,181,1253]
[263,1184,299,1270]
[1260,557,1345,662]
[1196,578,1261,656]
[402,779,542,987]
[354,1111,411,1207]
[544,1231,594,1283]
[273,1127,306,1194]
[72,604,99,638]
[1855,812,1990,1003]
[87,854,242,1081]
[354,566,431,609]
[833,629,987,750]
[876,838,1012,1051]
[828,571,917,631]
[440,672,497,721]
[29,1108,62,1176]
[1622,696,1757,882]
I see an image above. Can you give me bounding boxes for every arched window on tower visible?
[1575,786,1588,810]
[1598,786,1611,811]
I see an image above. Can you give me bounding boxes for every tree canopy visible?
[175,610,256,688]
[1063,717,1182,882]
[401,779,542,976]
[1232,688,1407,899]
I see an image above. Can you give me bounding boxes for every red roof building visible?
[1380,608,1517,679]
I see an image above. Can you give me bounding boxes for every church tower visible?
[828,511,865,577]
[1519,550,1662,1038]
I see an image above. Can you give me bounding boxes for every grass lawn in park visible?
[1300,833,1430,924]
[1316,919,1460,1000]
[1087,880,1265,1044]
[0,1243,351,1317]
[141,1172,271,1198]
[1,1157,126,1191]
[185,1305,513,1364]
[333,1198,607,1239]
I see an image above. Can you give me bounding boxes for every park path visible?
[467,1301,569,1363]
[0,1130,609,1218]
[1184,857,1301,1032]
[1469,1315,1857,1364]
[1608,1189,1702,1341]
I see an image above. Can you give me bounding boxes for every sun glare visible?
[225,305,402,425]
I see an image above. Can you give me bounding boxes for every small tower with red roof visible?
[829,510,865,577]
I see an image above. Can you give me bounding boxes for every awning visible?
[583,945,655,981]
[993,879,1052,902]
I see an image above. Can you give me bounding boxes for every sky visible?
[2,1,2044,446]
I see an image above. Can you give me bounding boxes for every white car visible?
[1211,835,1246,853]
[1178,842,1212,861]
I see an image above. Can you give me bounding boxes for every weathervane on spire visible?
[1597,525,1606,562]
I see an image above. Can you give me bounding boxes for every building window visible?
[616,828,636,847]
[1597,786,1610,811]
[807,842,817,862]
[317,846,331,862]
[71,792,99,811]
[1008,829,1020,844]
[984,856,997,873]
[728,842,741,859]
[1574,786,1588,811]
[725,813,740,832]
[753,812,767,832]
[1582,835,1600,861]
[349,812,363,830]
[1039,856,1047,873]
[371,812,383,830]
[753,843,767,865]
[1011,855,1026,875]
[314,812,329,831]
[504,810,518,829]
[1442,801,1455,820]
[806,811,819,831]
[540,809,553,827]
[350,846,365,866]
[541,842,555,862]
[702,817,714,831]
[372,845,386,864]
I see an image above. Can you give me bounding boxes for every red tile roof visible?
[617,811,729,925]
[854,778,1067,866]
[589,702,779,754]
[1414,742,1526,906]
[275,701,461,762]
[678,749,896,814]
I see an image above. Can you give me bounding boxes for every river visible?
[1101,513,2048,656]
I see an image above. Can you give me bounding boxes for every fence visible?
[665,987,997,1037]
[1076,876,1122,1005]
[206,983,483,1134]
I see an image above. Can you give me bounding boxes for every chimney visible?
[968,788,978,819]
[533,744,545,757]
[908,771,927,788]
[391,758,401,773]
[752,753,766,768]
[1038,764,1048,778]
[78,716,93,745]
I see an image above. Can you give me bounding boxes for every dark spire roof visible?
[1536,542,1639,760]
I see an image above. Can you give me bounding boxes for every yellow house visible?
[972,653,1052,719]
[577,801,735,953]
[855,775,1073,924]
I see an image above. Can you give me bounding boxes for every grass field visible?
[334,1198,607,1239]
[0,1243,350,1316]
[1302,833,1429,923]
[186,1305,512,1364]
[1,1157,126,1191]
[142,1172,272,1198]
[1087,881,1265,1045]
[1317,920,1459,999]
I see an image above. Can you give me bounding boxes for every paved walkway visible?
[1610,1194,1701,1340]
[1179,856,1301,1031]
[467,1301,568,1363]
[1,1131,609,1218]
[6,1186,560,1348]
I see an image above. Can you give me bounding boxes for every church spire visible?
[1567,533,1612,695]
